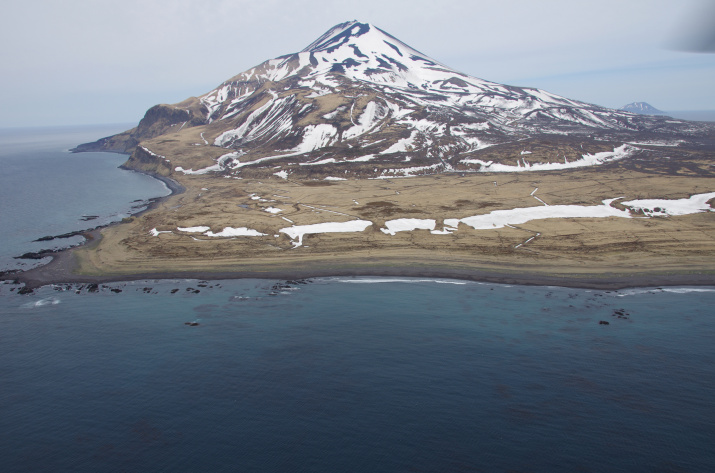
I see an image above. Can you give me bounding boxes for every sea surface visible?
[0,125,170,271]
[1,126,714,472]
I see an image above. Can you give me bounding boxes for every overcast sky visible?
[1,0,714,128]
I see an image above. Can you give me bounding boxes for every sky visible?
[1,0,714,128]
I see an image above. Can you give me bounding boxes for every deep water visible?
[1,126,714,472]
[1,279,714,472]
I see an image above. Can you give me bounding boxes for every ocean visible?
[1,127,714,472]
[0,125,170,272]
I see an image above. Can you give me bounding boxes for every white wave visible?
[615,287,715,297]
[333,277,468,285]
[21,297,61,309]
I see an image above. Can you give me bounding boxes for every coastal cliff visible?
[72,98,206,155]
[121,145,174,177]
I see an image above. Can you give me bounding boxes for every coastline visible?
[2,166,186,289]
[3,157,714,292]
[118,165,186,198]
[8,240,715,290]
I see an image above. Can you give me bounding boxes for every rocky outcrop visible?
[121,145,174,176]
[70,128,139,154]
[134,103,206,142]
[72,98,207,155]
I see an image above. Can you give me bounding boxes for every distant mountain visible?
[620,102,668,116]
[76,21,713,178]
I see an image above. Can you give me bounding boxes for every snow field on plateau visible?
[205,227,267,237]
[622,193,715,217]
[443,199,630,232]
[442,193,714,233]
[148,193,714,249]
[381,219,436,235]
[151,226,267,238]
[279,220,373,248]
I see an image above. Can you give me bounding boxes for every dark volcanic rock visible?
[34,229,92,242]
[15,250,60,260]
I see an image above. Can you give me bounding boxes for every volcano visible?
[76,20,713,179]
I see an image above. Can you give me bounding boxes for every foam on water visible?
[20,296,61,309]
[332,277,469,285]
[614,286,715,297]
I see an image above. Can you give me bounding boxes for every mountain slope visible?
[77,21,713,178]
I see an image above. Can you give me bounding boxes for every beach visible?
[7,163,715,290]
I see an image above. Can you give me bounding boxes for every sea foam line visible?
[333,277,469,285]
[615,287,715,297]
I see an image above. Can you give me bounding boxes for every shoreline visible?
[118,165,186,198]
[7,243,715,290]
[3,161,714,292]
[2,165,187,289]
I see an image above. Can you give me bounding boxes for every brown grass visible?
[70,164,715,280]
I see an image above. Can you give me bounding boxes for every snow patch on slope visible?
[289,124,339,153]
[461,145,636,172]
[343,101,388,140]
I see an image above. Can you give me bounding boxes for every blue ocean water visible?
[1,279,714,472]
[0,125,170,271]
[1,127,714,472]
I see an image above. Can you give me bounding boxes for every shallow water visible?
[1,278,714,472]
[0,125,170,271]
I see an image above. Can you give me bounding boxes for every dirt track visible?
[10,160,699,289]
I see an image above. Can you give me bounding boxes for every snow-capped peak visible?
[301,20,372,53]
[215,19,460,93]
[203,20,467,99]
[80,20,713,181]
[297,20,461,88]
[301,20,431,63]
[193,20,696,172]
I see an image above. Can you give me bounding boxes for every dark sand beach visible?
[4,160,714,291]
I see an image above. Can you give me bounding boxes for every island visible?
[11,21,715,289]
